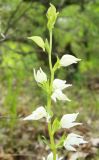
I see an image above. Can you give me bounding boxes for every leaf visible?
[28,36,45,51]
[52,118,60,135]
[45,39,50,54]
[41,136,50,147]
[53,56,60,71]
[56,134,66,149]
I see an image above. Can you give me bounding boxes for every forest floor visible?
[0,76,99,160]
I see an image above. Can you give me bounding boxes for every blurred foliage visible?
[0,1,99,159]
[0,0,99,126]
[1,0,99,77]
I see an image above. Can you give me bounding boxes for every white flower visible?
[43,152,63,160]
[60,54,81,67]
[53,79,72,91]
[51,89,71,102]
[64,133,87,151]
[34,67,47,83]
[23,106,50,122]
[51,79,71,103]
[60,113,82,129]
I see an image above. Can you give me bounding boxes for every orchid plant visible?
[23,4,87,160]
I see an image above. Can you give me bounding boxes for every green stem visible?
[48,122,56,160]
[47,30,57,160]
[49,31,53,72]
[47,97,56,160]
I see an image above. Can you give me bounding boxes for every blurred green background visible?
[0,0,99,159]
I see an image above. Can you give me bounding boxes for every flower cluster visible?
[23,54,87,158]
[33,54,80,103]
[23,4,87,160]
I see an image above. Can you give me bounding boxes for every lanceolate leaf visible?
[52,118,60,135]
[45,38,50,54]
[56,134,66,149]
[41,136,51,147]
[28,36,45,51]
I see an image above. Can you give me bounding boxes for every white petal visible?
[33,68,47,83]
[60,54,81,67]
[23,106,47,120]
[47,152,53,160]
[60,113,81,128]
[47,152,58,160]
[61,113,79,123]
[59,157,63,160]
[33,69,37,81]
[53,79,72,91]
[46,152,62,160]
[64,133,87,151]
[23,114,36,120]
[61,122,82,129]
[64,144,76,151]
[51,89,71,102]
[39,68,47,82]
[67,133,83,139]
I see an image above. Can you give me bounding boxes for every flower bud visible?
[34,68,47,83]
[60,54,81,67]
[47,4,59,31]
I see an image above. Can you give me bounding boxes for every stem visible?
[47,30,57,160]
[49,31,53,72]
[48,122,56,160]
[47,97,56,160]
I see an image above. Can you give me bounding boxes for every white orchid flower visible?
[60,113,82,129]
[53,79,72,91]
[60,54,81,67]
[51,89,71,102]
[64,133,87,151]
[23,106,50,122]
[43,152,63,160]
[34,67,47,83]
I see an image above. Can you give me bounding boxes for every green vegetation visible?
[0,0,99,159]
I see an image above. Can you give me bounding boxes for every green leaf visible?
[41,136,50,147]
[56,134,66,149]
[52,118,60,135]
[46,3,59,31]
[28,36,45,51]
[45,39,50,54]
[53,56,60,71]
